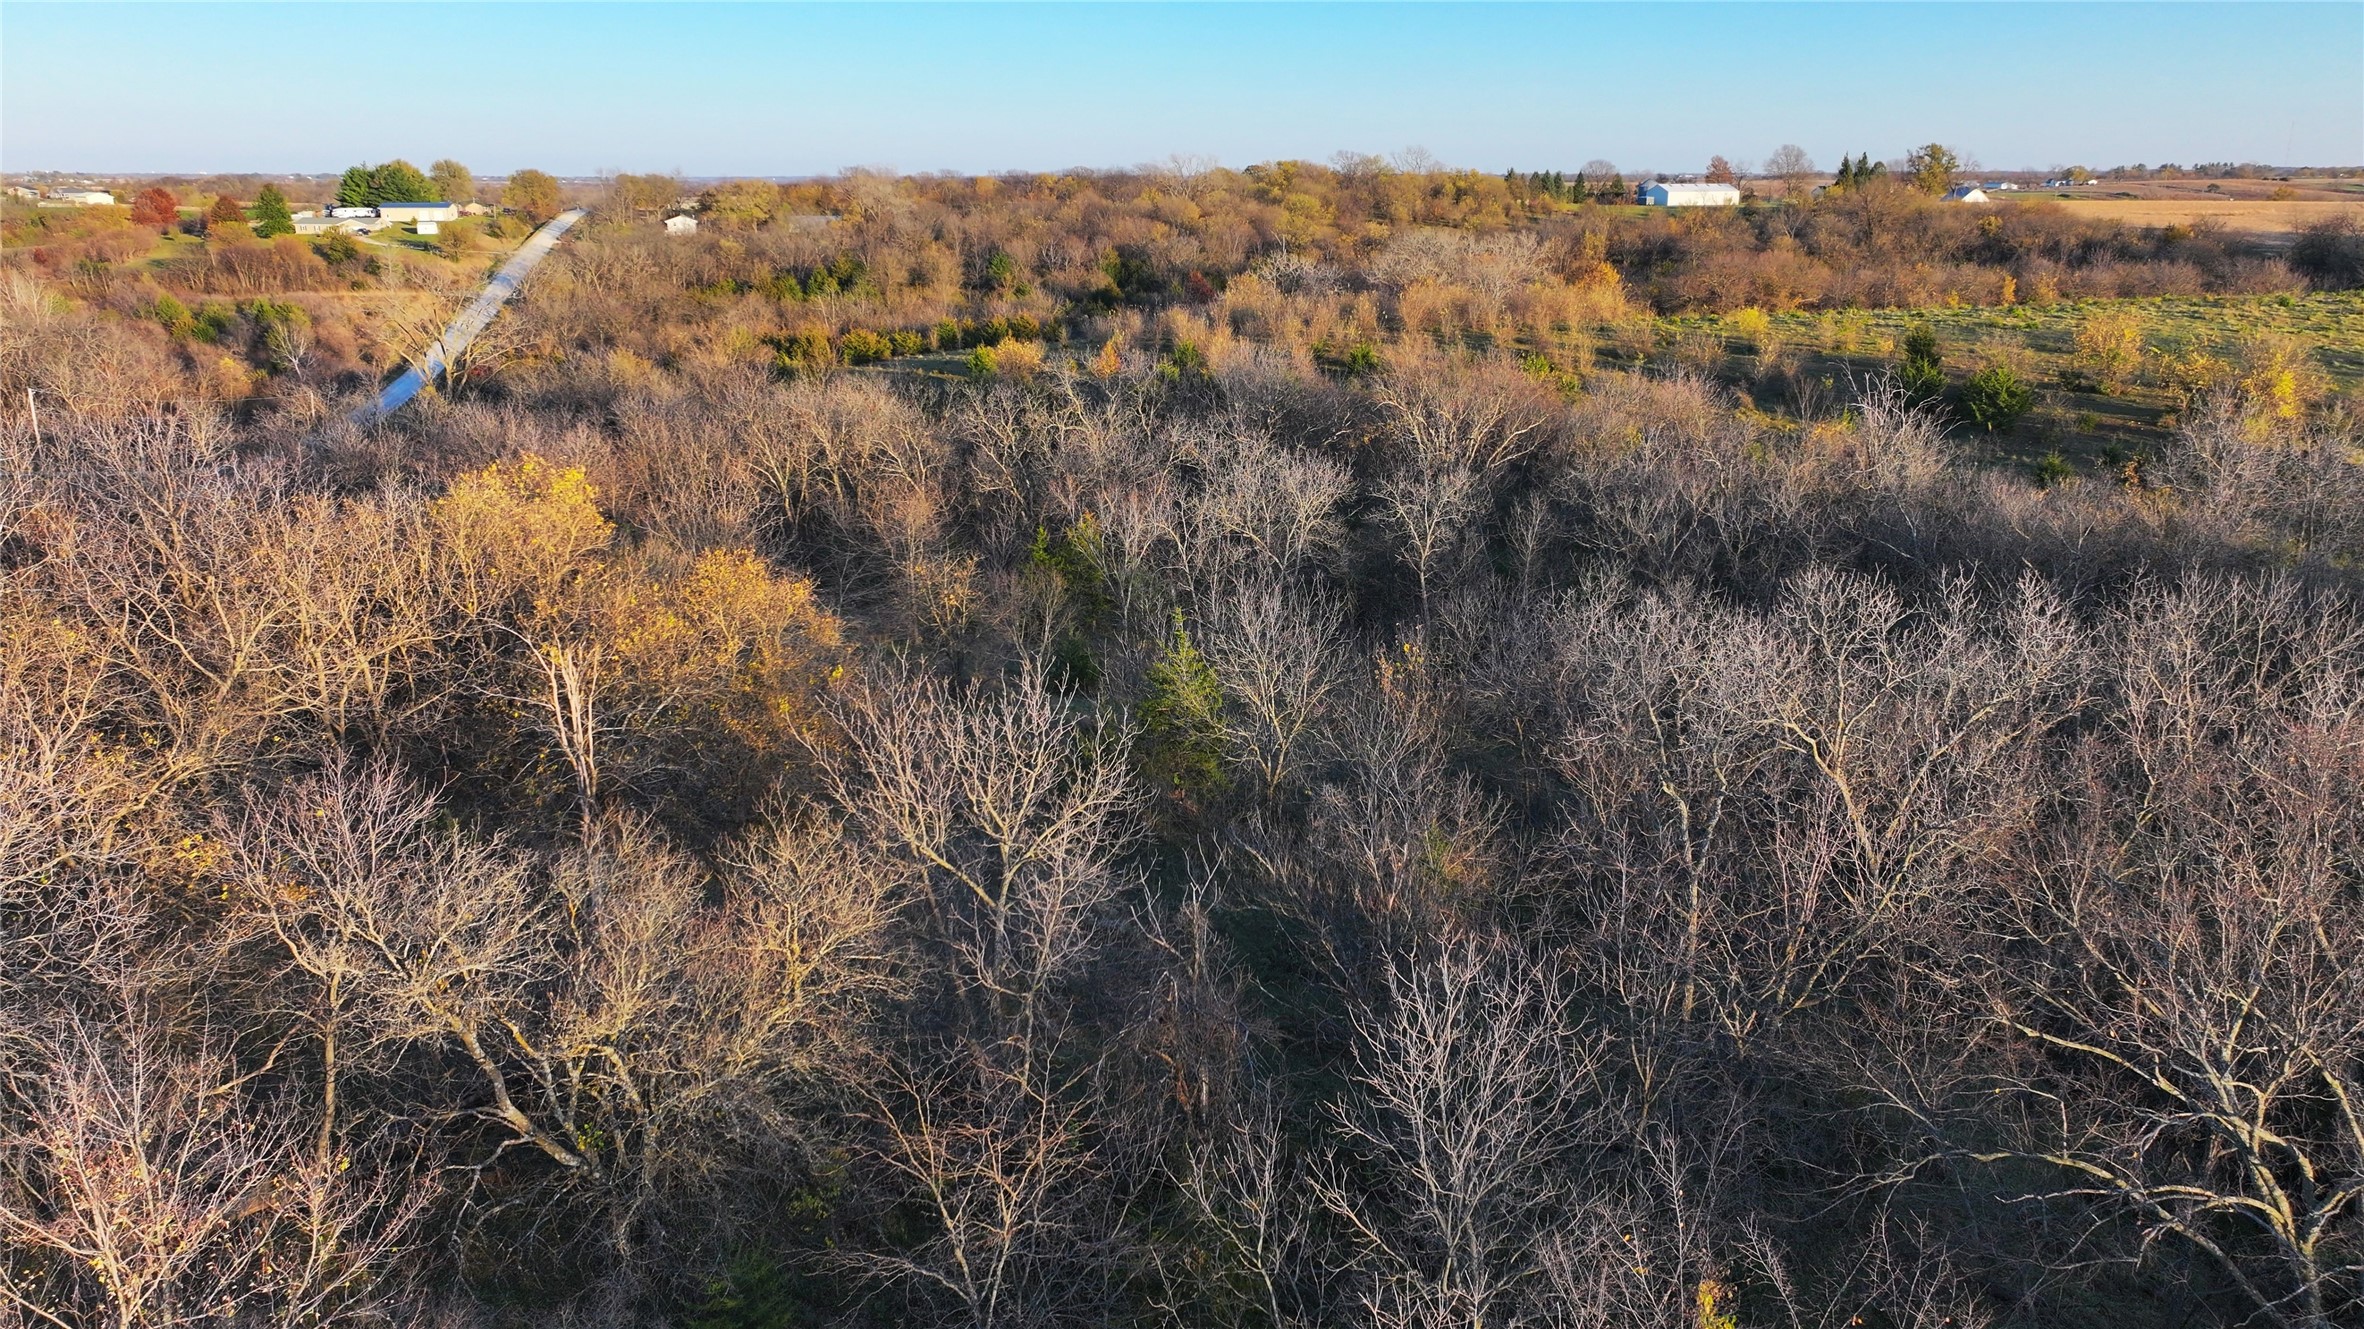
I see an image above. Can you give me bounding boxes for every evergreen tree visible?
[251,184,295,238]
[1610,173,1626,202]
[369,159,436,204]
[1898,325,1945,403]
[336,166,373,207]
[1139,612,1227,805]
[1571,171,1589,203]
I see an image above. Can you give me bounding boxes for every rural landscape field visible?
[3,4,2362,1328]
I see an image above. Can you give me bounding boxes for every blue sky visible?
[3,2,2357,176]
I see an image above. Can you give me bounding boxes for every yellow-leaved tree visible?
[430,456,842,830]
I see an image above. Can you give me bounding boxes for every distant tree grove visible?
[338,158,440,206]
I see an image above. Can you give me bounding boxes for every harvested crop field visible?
[2018,197,2364,236]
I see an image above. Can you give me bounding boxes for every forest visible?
[2,158,2362,1329]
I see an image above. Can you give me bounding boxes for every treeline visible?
[648,160,2321,321]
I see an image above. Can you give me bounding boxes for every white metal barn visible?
[376,201,460,223]
[1640,181,1742,207]
[664,214,698,235]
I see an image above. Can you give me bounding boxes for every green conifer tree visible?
[1139,612,1227,804]
[1898,325,1946,403]
[252,184,295,238]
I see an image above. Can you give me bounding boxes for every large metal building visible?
[1639,180,1742,207]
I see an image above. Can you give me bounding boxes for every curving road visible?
[355,208,586,424]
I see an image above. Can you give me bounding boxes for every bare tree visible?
[1764,144,1817,197]
[1316,942,1594,1329]
[1375,461,1484,616]
[1200,577,1350,800]
[819,664,1146,1324]
[222,761,893,1285]
[0,1015,427,1329]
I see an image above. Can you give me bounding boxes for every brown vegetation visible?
[2,161,2361,1329]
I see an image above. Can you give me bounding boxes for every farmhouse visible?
[1640,180,1741,207]
[664,214,698,236]
[375,201,459,224]
[1944,185,1991,204]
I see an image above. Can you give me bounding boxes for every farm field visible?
[2017,196,2364,237]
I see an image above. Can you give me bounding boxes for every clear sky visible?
[3,2,2358,177]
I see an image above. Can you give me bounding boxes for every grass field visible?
[1659,291,2364,475]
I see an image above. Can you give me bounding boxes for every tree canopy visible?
[503,169,563,224]
[1906,143,1963,195]
[430,159,475,206]
[337,159,441,207]
[129,186,180,228]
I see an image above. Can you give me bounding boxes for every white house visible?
[5,185,38,202]
[375,201,459,224]
[1943,185,1991,204]
[43,188,115,207]
[1640,180,1741,207]
[663,214,698,236]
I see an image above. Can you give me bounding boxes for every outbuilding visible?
[1943,185,1991,204]
[43,188,115,207]
[375,201,459,224]
[664,214,698,236]
[1639,180,1741,207]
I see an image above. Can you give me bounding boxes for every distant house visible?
[663,214,698,236]
[43,188,115,207]
[1640,180,1741,207]
[1944,185,1991,204]
[375,201,459,224]
[5,185,38,202]
[328,205,379,219]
